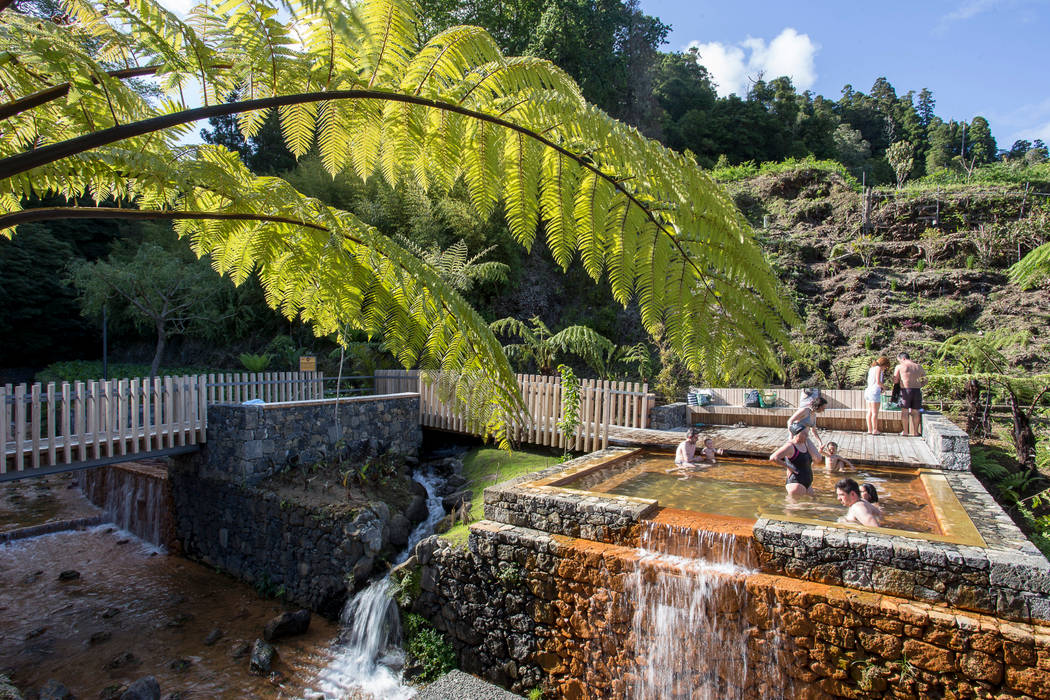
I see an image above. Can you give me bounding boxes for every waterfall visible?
[625,549,787,700]
[78,462,173,548]
[305,469,445,699]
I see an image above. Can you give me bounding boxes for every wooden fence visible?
[1,372,323,475]
[375,369,652,452]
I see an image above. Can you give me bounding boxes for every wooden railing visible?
[375,369,652,452]
[1,372,324,476]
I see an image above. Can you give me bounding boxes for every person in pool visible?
[820,441,855,473]
[770,422,820,497]
[861,483,884,519]
[836,478,882,527]
[699,437,723,463]
[670,427,706,470]
[788,393,828,450]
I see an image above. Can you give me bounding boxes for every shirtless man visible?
[892,352,927,437]
[670,428,705,470]
[836,478,882,527]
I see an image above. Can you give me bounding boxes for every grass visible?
[441,446,562,546]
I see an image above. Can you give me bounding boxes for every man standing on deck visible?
[892,352,926,437]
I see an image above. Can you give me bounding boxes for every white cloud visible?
[688,28,819,98]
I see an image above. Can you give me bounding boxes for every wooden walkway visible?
[607,425,939,468]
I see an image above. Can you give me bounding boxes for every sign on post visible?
[299,355,317,372]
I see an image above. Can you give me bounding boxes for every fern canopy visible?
[0,0,796,445]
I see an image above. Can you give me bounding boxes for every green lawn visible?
[441,447,560,545]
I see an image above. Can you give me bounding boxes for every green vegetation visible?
[402,613,456,683]
[2,0,793,446]
[36,360,219,384]
[442,447,557,545]
[711,157,859,187]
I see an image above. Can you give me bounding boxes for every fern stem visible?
[0,206,329,231]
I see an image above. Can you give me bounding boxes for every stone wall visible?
[753,469,1050,625]
[648,402,687,430]
[170,461,422,615]
[922,411,972,471]
[203,394,421,484]
[414,522,1050,700]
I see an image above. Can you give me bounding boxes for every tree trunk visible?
[1009,392,1037,470]
[964,379,982,436]
[150,321,166,379]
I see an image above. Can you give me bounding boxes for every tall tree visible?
[967,116,997,165]
[916,88,936,128]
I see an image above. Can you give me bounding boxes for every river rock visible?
[433,514,455,534]
[57,570,80,582]
[229,640,251,659]
[445,474,467,490]
[406,494,428,522]
[249,639,276,674]
[99,685,126,700]
[203,628,223,646]
[89,630,112,645]
[105,651,139,670]
[119,677,160,700]
[38,680,73,700]
[263,610,311,641]
[387,514,412,548]
[441,490,471,513]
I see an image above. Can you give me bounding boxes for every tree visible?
[887,140,914,188]
[916,88,935,128]
[833,124,871,174]
[967,116,997,166]
[0,0,794,445]
[489,316,613,375]
[70,229,231,376]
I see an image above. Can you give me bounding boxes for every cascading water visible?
[304,469,446,699]
[78,461,173,548]
[626,523,787,700]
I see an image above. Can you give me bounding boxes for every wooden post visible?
[0,385,7,474]
[73,381,86,461]
[87,380,100,460]
[30,383,41,468]
[163,376,174,448]
[603,382,612,450]
[152,376,163,450]
[46,383,57,466]
[60,383,71,465]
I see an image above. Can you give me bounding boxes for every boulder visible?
[263,610,311,642]
[386,514,412,549]
[203,628,223,646]
[119,677,160,700]
[406,494,428,523]
[441,490,471,513]
[0,674,24,700]
[229,640,251,659]
[38,680,73,700]
[249,639,276,674]
[445,474,467,490]
[433,513,455,534]
[57,570,80,582]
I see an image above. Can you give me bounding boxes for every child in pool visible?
[699,437,723,463]
[820,441,854,473]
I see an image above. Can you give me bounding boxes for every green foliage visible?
[497,563,524,588]
[887,141,914,188]
[3,0,800,445]
[711,157,860,189]
[528,689,544,700]
[36,360,216,383]
[393,566,422,608]
[239,353,272,372]
[491,317,613,376]
[915,259,926,272]
[402,613,456,683]
[557,364,581,451]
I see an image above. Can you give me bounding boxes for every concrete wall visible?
[202,394,421,484]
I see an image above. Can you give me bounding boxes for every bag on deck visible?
[744,389,762,408]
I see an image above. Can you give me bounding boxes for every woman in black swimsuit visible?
[770,422,820,497]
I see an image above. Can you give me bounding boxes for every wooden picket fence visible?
[1,372,323,476]
[375,369,652,452]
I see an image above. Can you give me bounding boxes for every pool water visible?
[567,454,939,534]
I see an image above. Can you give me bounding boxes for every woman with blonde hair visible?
[864,356,891,434]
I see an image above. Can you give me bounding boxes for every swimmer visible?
[820,441,855,473]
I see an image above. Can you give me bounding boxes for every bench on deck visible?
[688,387,903,433]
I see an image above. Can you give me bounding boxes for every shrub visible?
[239,353,272,372]
[403,613,456,682]
[915,260,926,272]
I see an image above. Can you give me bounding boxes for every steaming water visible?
[303,470,446,699]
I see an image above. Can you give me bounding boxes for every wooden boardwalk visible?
[607,425,939,468]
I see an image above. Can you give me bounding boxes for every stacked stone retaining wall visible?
[414,523,1050,699]
[203,394,421,484]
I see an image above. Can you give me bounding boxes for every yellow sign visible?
[299,355,317,372]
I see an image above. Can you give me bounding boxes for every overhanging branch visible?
[0,89,725,310]
[0,206,328,231]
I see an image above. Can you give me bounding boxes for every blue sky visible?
[638,0,1050,147]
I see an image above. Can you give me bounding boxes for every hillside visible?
[719,167,1050,385]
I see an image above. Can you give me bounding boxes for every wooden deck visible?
[607,424,939,468]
